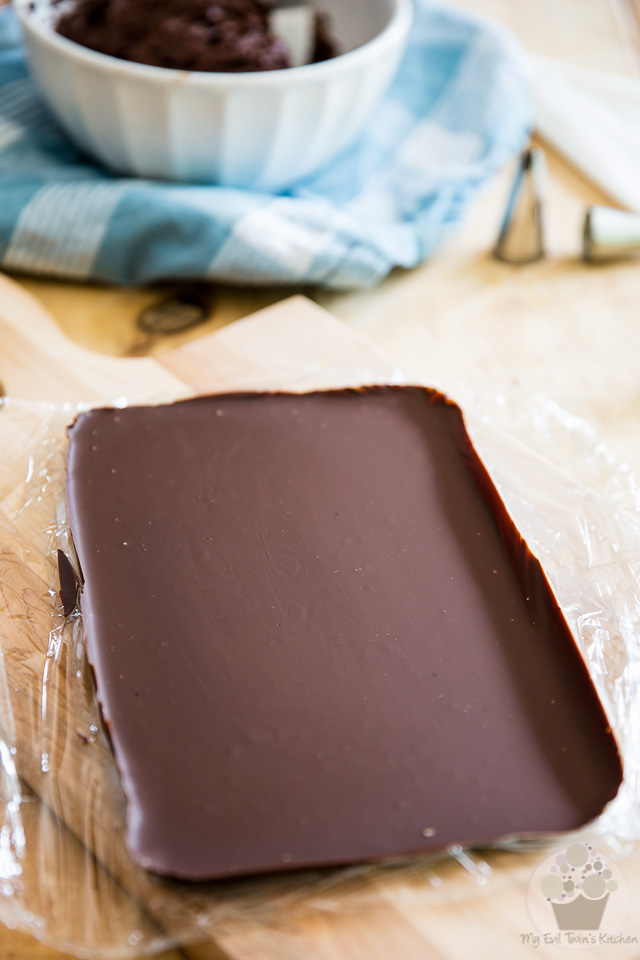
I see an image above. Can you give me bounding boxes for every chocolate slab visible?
[65,387,622,880]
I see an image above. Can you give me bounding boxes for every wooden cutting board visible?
[1,273,638,960]
[0,275,399,403]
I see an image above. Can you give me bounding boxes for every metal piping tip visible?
[493,148,546,265]
[583,206,640,263]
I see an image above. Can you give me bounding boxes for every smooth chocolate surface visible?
[65,388,622,880]
[55,0,336,72]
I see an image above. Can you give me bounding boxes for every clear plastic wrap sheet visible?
[0,379,639,958]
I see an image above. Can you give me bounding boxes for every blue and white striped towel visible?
[0,2,530,288]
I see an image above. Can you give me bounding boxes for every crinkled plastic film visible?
[0,375,639,958]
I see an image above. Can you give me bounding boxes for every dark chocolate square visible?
[65,388,622,879]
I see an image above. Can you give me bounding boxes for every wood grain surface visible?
[2,0,640,958]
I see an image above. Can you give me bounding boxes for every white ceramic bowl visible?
[15,0,412,190]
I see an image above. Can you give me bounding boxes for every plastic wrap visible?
[1,374,639,958]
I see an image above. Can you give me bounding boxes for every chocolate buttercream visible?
[55,0,335,72]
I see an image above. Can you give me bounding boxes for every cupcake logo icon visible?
[525,842,630,950]
[541,843,616,930]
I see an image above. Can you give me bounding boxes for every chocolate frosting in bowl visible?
[55,0,335,71]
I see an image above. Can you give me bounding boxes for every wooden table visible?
[2,1,640,958]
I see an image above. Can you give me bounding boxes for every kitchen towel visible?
[0,1,530,288]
